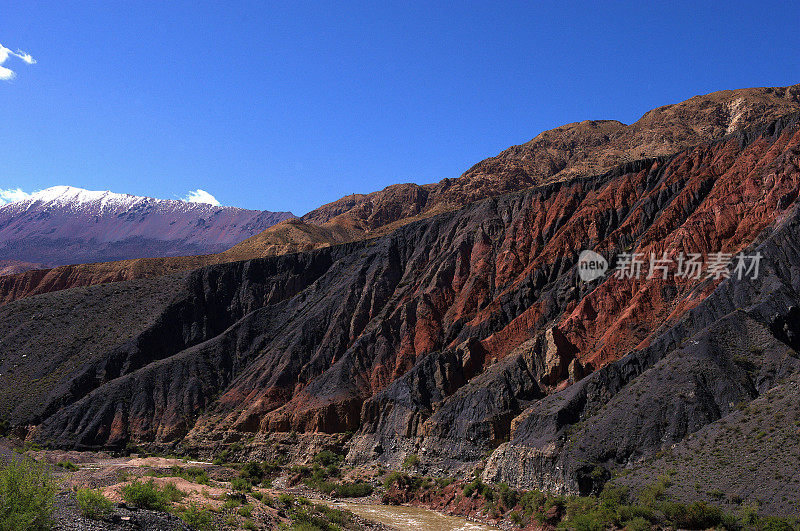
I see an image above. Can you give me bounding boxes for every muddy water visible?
[322,499,501,531]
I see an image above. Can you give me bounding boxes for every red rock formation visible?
[22,112,798,449]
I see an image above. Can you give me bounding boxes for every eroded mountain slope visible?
[8,112,798,472]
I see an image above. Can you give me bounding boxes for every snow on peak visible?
[2,186,230,215]
[28,186,149,207]
[12,186,160,214]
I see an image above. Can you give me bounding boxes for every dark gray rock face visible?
[483,203,800,495]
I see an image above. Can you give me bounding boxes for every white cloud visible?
[0,188,31,206]
[182,189,221,206]
[0,43,36,82]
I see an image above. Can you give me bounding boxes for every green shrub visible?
[56,461,78,471]
[661,501,721,529]
[277,493,294,508]
[462,478,489,498]
[238,503,253,517]
[161,481,185,502]
[76,488,113,520]
[262,459,282,476]
[617,504,655,524]
[498,482,518,509]
[242,519,257,530]
[560,512,605,531]
[313,450,343,468]
[177,502,212,530]
[0,458,56,530]
[229,442,243,454]
[212,448,231,465]
[758,516,800,531]
[121,479,169,510]
[261,493,275,508]
[402,454,420,470]
[240,462,265,485]
[520,489,546,513]
[435,477,455,488]
[161,465,210,485]
[304,477,373,498]
[222,494,243,510]
[332,482,373,498]
[383,471,405,489]
[637,475,671,507]
[124,442,141,455]
[623,516,652,531]
[316,504,349,526]
[230,477,252,492]
[599,484,628,508]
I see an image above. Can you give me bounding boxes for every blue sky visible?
[1,1,798,215]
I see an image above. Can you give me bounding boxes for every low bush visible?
[277,493,294,508]
[332,482,373,498]
[177,502,212,531]
[498,482,518,509]
[55,461,78,471]
[222,493,244,510]
[402,454,420,470]
[239,462,265,485]
[623,516,652,531]
[230,477,252,492]
[383,471,407,489]
[160,465,210,485]
[661,501,722,529]
[462,478,490,498]
[304,477,373,498]
[121,479,169,510]
[76,488,113,520]
[313,450,343,468]
[0,458,56,530]
[161,482,185,502]
[212,448,231,465]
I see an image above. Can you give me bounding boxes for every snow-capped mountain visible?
[0,186,295,267]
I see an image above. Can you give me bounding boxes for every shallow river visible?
[320,499,501,531]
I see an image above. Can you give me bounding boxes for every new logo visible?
[577,250,608,282]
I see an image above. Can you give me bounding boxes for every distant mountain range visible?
[0,186,294,267]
